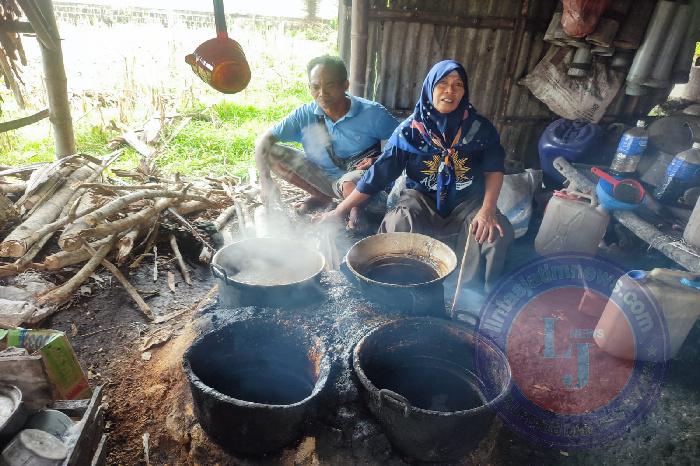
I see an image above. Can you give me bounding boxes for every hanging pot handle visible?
[379,389,411,418]
[211,263,229,283]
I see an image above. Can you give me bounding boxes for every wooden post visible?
[350,0,369,97]
[35,0,76,159]
[338,0,352,67]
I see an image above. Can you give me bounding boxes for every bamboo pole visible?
[34,0,76,158]
[350,0,369,97]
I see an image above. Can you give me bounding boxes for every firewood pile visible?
[0,151,260,326]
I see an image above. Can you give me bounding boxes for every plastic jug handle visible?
[680,278,700,290]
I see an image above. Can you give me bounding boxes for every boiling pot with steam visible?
[211,237,325,308]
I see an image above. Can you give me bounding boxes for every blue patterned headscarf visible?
[392,60,474,216]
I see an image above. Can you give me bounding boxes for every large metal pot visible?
[211,237,325,308]
[183,319,330,454]
[353,318,511,462]
[342,232,457,316]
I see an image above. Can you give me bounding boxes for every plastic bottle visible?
[653,142,700,205]
[609,120,648,177]
[684,197,700,248]
[594,268,700,361]
[538,119,601,186]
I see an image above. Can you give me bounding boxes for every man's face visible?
[308,64,349,115]
[432,70,465,114]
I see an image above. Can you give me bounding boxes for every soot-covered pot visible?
[183,319,330,454]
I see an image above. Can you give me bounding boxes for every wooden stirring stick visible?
[450,222,474,319]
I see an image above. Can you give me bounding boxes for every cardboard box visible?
[0,328,91,407]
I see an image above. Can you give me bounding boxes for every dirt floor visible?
[34,199,700,466]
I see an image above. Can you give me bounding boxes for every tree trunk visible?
[36,0,76,158]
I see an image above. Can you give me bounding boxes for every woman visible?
[322,60,513,291]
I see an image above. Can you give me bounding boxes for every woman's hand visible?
[354,157,375,171]
[314,208,344,225]
[471,206,504,244]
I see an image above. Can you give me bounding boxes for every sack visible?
[497,169,543,239]
[562,0,611,38]
[522,46,624,123]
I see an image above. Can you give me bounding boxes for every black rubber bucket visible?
[183,320,330,454]
[353,318,511,462]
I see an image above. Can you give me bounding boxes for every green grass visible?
[2,81,311,179]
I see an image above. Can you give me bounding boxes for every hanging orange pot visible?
[185,0,251,94]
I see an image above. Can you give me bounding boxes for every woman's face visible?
[432,70,465,114]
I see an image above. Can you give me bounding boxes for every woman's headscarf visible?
[392,60,473,216]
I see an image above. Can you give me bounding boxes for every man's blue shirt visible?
[271,94,399,180]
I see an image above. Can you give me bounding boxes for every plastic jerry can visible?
[685,197,700,248]
[535,190,610,256]
[594,268,700,361]
[538,119,601,185]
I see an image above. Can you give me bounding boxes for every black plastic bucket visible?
[353,318,511,462]
[183,320,330,454]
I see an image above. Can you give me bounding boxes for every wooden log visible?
[169,234,192,286]
[17,164,75,213]
[57,192,99,251]
[116,227,141,265]
[43,237,111,270]
[82,189,215,227]
[0,182,27,194]
[0,165,95,257]
[80,198,177,244]
[0,194,18,229]
[36,236,115,306]
[175,200,211,215]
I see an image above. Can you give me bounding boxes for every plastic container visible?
[684,198,700,248]
[595,268,700,361]
[596,180,643,211]
[653,142,700,205]
[609,120,648,177]
[538,119,601,185]
[535,190,610,256]
[25,409,73,440]
[0,429,67,466]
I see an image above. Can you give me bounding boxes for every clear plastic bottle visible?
[653,142,700,205]
[609,120,648,177]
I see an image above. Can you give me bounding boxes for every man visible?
[255,55,399,231]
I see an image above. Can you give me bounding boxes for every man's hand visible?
[471,207,504,244]
[354,157,375,171]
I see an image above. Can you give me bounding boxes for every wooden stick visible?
[0,108,49,133]
[0,182,27,194]
[82,241,154,321]
[116,227,141,265]
[167,208,213,252]
[82,189,190,226]
[36,236,116,306]
[129,219,160,269]
[450,223,474,320]
[78,183,165,191]
[79,197,177,243]
[169,234,192,286]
